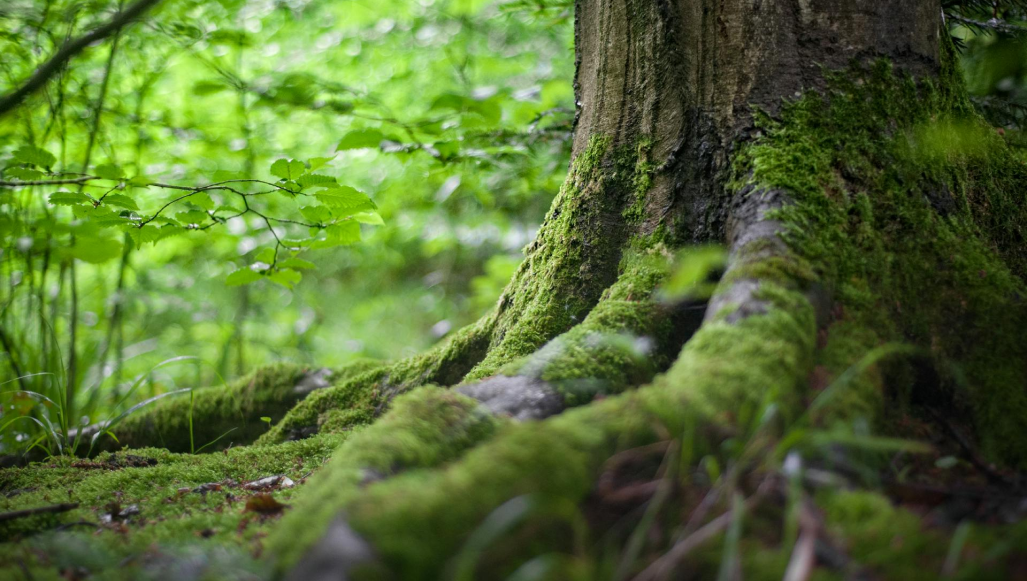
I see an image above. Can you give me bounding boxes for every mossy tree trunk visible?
[5,1,1027,579]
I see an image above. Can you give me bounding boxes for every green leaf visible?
[126,225,162,246]
[193,80,228,96]
[307,156,335,172]
[299,205,332,224]
[270,159,306,181]
[175,210,209,225]
[126,175,151,187]
[336,129,384,150]
[49,191,91,206]
[6,167,43,180]
[277,257,315,270]
[190,193,215,211]
[352,211,384,225]
[13,145,56,169]
[296,174,338,190]
[255,247,276,264]
[315,186,375,215]
[313,221,360,248]
[102,193,138,211]
[66,236,122,264]
[94,164,123,180]
[212,169,246,182]
[226,267,264,286]
[268,268,302,289]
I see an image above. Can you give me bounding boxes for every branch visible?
[0,0,163,118]
[948,14,1027,35]
[0,502,79,522]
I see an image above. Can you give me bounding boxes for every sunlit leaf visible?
[103,194,138,210]
[315,186,375,214]
[13,145,56,169]
[270,159,306,181]
[49,191,91,206]
[337,129,385,150]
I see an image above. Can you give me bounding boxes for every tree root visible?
[268,190,824,577]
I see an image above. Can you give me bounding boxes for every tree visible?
[3,0,1027,579]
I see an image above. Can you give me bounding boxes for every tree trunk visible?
[4,1,1027,579]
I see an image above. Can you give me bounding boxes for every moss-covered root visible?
[84,362,371,455]
[258,316,494,444]
[457,249,703,419]
[270,255,821,579]
[264,386,501,576]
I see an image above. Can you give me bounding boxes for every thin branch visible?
[0,0,163,117]
[949,14,1027,35]
[0,502,79,522]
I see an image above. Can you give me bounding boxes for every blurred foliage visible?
[0,0,573,451]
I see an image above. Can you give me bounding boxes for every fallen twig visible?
[0,502,79,522]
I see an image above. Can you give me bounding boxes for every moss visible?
[495,247,681,406]
[278,270,819,580]
[0,431,347,578]
[266,386,501,571]
[259,317,493,444]
[818,490,1027,580]
[734,60,1027,466]
[620,137,656,223]
[92,363,321,454]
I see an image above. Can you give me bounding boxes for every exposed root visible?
[83,363,340,455]
[269,230,821,576]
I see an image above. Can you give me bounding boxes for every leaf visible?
[299,205,332,224]
[66,236,122,264]
[13,145,56,169]
[226,267,264,286]
[352,211,384,225]
[94,164,123,180]
[268,268,302,289]
[277,258,315,270]
[6,167,43,180]
[193,80,228,96]
[307,156,335,172]
[49,191,91,206]
[191,193,216,211]
[125,225,161,246]
[296,174,337,190]
[313,221,360,248]
[212,169,246,182]
[102,194,138,211]
[336,129,385,150]
[126,175,150,187]
[175,210,209,226]
[315,186,375,214]
[255,247,276,264]
[270,159,306,181]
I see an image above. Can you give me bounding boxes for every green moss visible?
[94,363,319,454]
[289,273,819,580]
[0,431,346,577]
[259,317,493,444]
[819,490,1027,580]
[266,386,501,571]
[620,137,655,223]
[496,247,677,405]
[734,60,1027,466]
